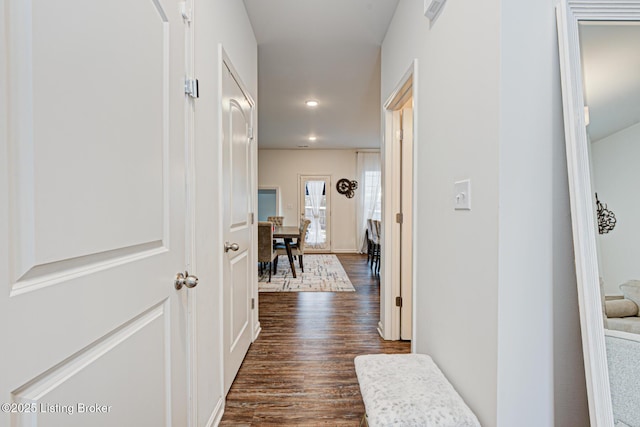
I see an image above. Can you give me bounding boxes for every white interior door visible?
[222,60,254,394]
[0,0,190,425]
[400,105,414,340]
[300,176,332,252]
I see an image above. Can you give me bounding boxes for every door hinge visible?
[395,296,403,307]
[248,126,254,140]
[250,213,254,224]
[185,78,199,98]
[251,298,255,309]
[396,213,403,224]
[179,2,192,22]
[397,129,403,141]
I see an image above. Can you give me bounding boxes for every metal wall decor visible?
[595,193,616,234]
[336,178,358,199]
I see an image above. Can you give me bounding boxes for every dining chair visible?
[275,219,311,272]
[299,216,308,231]
[267,216,284,245]
[267,216,284,226]
[258,221,277,282]
[369,219,381,274]
[366,219,375,267]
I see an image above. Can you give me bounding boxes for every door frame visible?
[258,186,281,220]
[380,60,418,345]
[217,42,259,348]
[298,174,332,253]
[184,0,197,424]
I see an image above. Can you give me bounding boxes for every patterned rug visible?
[258,254,355,292]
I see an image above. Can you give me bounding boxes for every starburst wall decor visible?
[595,193,616,234]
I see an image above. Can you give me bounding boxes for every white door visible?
[0,0,190,425]
[300,176,332,252]
[400,105,414,340]
[222,60,254,394]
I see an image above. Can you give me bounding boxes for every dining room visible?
[256,148,382,285]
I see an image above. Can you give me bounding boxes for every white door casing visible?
[221,56,254,395]
[400,105,414,340]
[382,61,417,343]
[0,0,190,425]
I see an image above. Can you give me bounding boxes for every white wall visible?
[592,122,640,295]
[258,149,361,253]
[381,0,588,426]
[383,1,500,424]
[498,1,588,426]
[192,1,257,424]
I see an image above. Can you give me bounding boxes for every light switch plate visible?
[424,0,447,22]
[454,179,471,210]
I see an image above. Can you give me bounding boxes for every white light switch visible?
[287,203,293,210]
[454,179,471,210]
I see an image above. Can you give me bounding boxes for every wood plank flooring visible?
[220,253,410,426]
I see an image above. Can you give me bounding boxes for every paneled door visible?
[0,0,190,425]
[221,57,254,394]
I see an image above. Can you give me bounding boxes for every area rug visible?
[258,254,355,292]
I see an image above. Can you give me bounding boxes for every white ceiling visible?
[580,22,640,142]
[242,0,400,149]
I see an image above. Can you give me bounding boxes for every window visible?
[356,152,382,252]
[364,171,382,220]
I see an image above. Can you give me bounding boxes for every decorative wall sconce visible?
[595,193,616,234]
[336,178,358,199]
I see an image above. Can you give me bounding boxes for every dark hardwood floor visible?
[220,253,410,426]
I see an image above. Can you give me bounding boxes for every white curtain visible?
[356,152,381,253]
[306,181,325,248]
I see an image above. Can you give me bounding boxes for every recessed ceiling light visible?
[308,136,317,141]
[305,100,319,107]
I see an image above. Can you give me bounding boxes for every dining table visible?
[272,225,300,278]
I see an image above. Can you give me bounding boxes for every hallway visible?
[220,254,410,425]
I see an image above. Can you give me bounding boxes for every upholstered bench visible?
[354,354,480,427]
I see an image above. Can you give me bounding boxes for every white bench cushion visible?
[354,354,480,427]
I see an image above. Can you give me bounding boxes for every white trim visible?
[183,0,196,423]
[377,321,385,339]
[331,249,360,254]
[554,2,638,426]
[411,62,419,354]
[605,328,640,343]
[250,102,259,343]
[381,60,418,343]
[216,42,226,412]
[205,397,225,427]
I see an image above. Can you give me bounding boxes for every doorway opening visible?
[381,61,417,342]
[258,187,280,221]
[299,175,332,252]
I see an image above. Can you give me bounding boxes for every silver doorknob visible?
[175,271,199,290]
[224,242,239,252]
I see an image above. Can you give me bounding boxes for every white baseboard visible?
[377,321,385,339]
[253,321,262,340]
[331,249,360,254]
[206,397,225,427]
